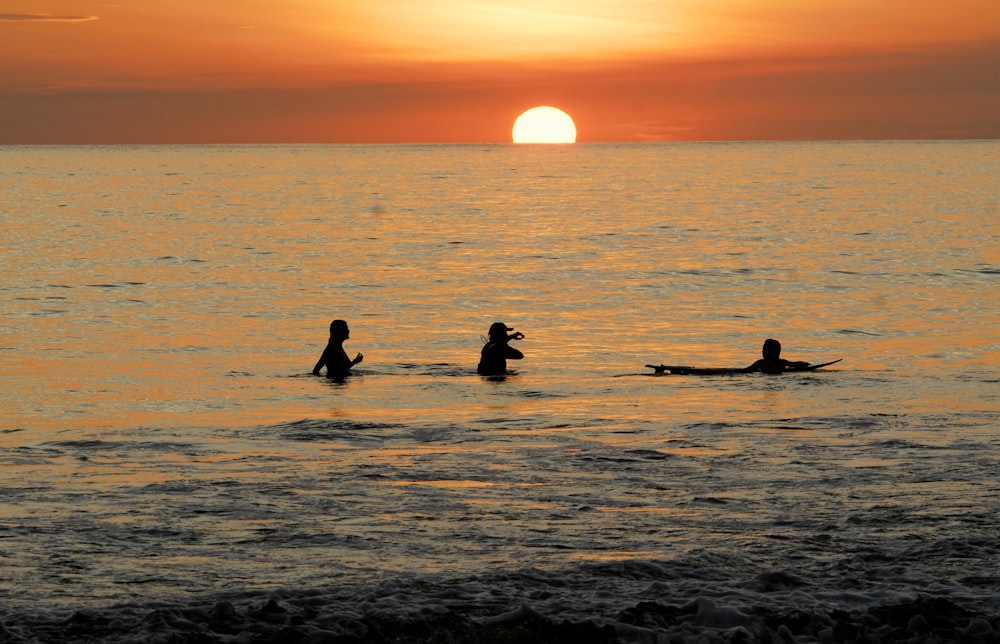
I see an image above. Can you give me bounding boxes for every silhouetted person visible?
[744,338,810,374]
[313,319,363,377]
[477,322,524,376]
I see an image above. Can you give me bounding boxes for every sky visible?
[2,0,999,143]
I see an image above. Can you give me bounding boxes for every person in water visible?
[313,319,364,377]
[477,322,524,376]
[744,338,810,374]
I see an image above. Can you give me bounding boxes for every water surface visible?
[1,142,998,641]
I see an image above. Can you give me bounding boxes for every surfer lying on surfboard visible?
[647,338,842,375]
[745,338,811,374]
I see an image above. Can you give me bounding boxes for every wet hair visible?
[762,338,782,359]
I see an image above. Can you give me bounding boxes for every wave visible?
[3,556,996,643]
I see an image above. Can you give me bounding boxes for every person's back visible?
[477,322,524,376]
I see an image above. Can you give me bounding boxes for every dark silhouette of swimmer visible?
[744,338,810,374]
[646,338,839,374]
[477,322,524,376]
[313,319,363,377]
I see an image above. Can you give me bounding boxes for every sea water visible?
[1,142,998,642]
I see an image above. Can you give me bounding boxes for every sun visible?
[512,106,576,144]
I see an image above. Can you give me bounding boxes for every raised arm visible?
[505,332,524,360]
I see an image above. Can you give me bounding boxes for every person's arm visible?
[352,352,364,366]
[505,345,524,360]
[743,359,763,373]
[313,345,331,375]
[504,332,524,360]
[784,360,811,371]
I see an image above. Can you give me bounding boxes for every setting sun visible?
[512,106,577,144]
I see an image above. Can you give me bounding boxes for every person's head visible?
[488,321,512,340]
[762,338,781,359]
[329,319,350,340]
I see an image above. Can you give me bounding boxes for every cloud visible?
[0,13,98,23]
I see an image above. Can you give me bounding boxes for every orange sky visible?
[1,0,998,142]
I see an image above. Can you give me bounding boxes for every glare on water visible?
[0,142,997,616]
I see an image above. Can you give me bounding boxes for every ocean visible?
[1,142,998,642]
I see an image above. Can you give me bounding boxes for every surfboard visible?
[797,359,842,371]
[645,365,745,375]
[646,359,841,375]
